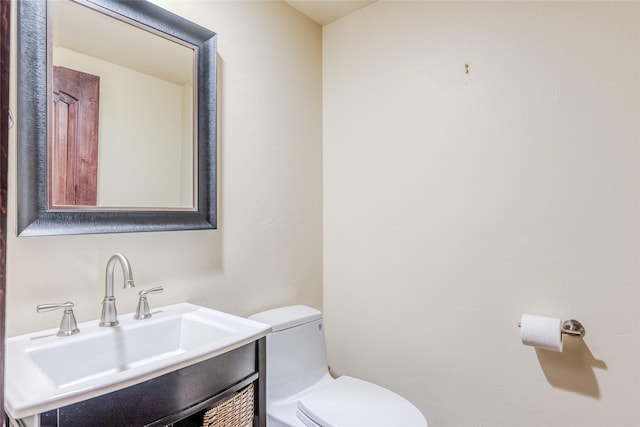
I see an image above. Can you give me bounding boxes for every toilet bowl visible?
[249,305,428,427]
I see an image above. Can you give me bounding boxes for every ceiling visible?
[284,0,377,25]
[53,0,193,85]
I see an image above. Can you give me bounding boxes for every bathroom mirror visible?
[17,0,217,236]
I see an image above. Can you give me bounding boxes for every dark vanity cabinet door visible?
[38,338,266,427]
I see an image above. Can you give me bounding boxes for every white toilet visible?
[249,305,428,427]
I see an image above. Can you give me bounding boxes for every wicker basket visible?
[202,384,255,427]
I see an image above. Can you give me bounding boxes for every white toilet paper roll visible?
[520,314,563,352]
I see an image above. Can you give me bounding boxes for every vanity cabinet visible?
[15,339,266,427]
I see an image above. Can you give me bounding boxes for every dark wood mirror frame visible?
[17,0,217,236]
[1,0,9,423]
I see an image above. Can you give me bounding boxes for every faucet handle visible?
[134,286,164,320]
[139,286,164,297]
[37,301,75,312]
[37,302,80,337]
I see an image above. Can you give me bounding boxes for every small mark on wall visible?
[465,63,469,75]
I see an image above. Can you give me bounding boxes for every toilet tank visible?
[249,306,330,402]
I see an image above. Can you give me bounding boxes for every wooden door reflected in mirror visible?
[51,66,100,208]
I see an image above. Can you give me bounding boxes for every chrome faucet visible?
[99,253,135,327]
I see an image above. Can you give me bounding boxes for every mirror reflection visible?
[50,0,196,210]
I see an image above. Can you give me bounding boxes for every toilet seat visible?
[295,376,427,427]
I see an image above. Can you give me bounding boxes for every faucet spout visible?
[100,253,135,327]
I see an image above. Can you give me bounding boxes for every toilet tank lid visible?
[249,305,322,332]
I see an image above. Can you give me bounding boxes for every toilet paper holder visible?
[560,319,585,337]
[517,318,585,338]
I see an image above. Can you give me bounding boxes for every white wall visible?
[323,2,639,426]
[181,82,194,207]
[7,1,323,336]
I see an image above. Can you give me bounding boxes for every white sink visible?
[5,303,271,419]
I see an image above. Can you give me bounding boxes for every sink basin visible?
[5,303,271,419]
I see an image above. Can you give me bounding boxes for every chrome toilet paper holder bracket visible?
[517,318,586,338]
[560,319,585,337]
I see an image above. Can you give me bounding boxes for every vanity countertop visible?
[5,303,271,419]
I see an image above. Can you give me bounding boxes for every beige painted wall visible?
[323,2,639,426]
[7,1,323,336]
